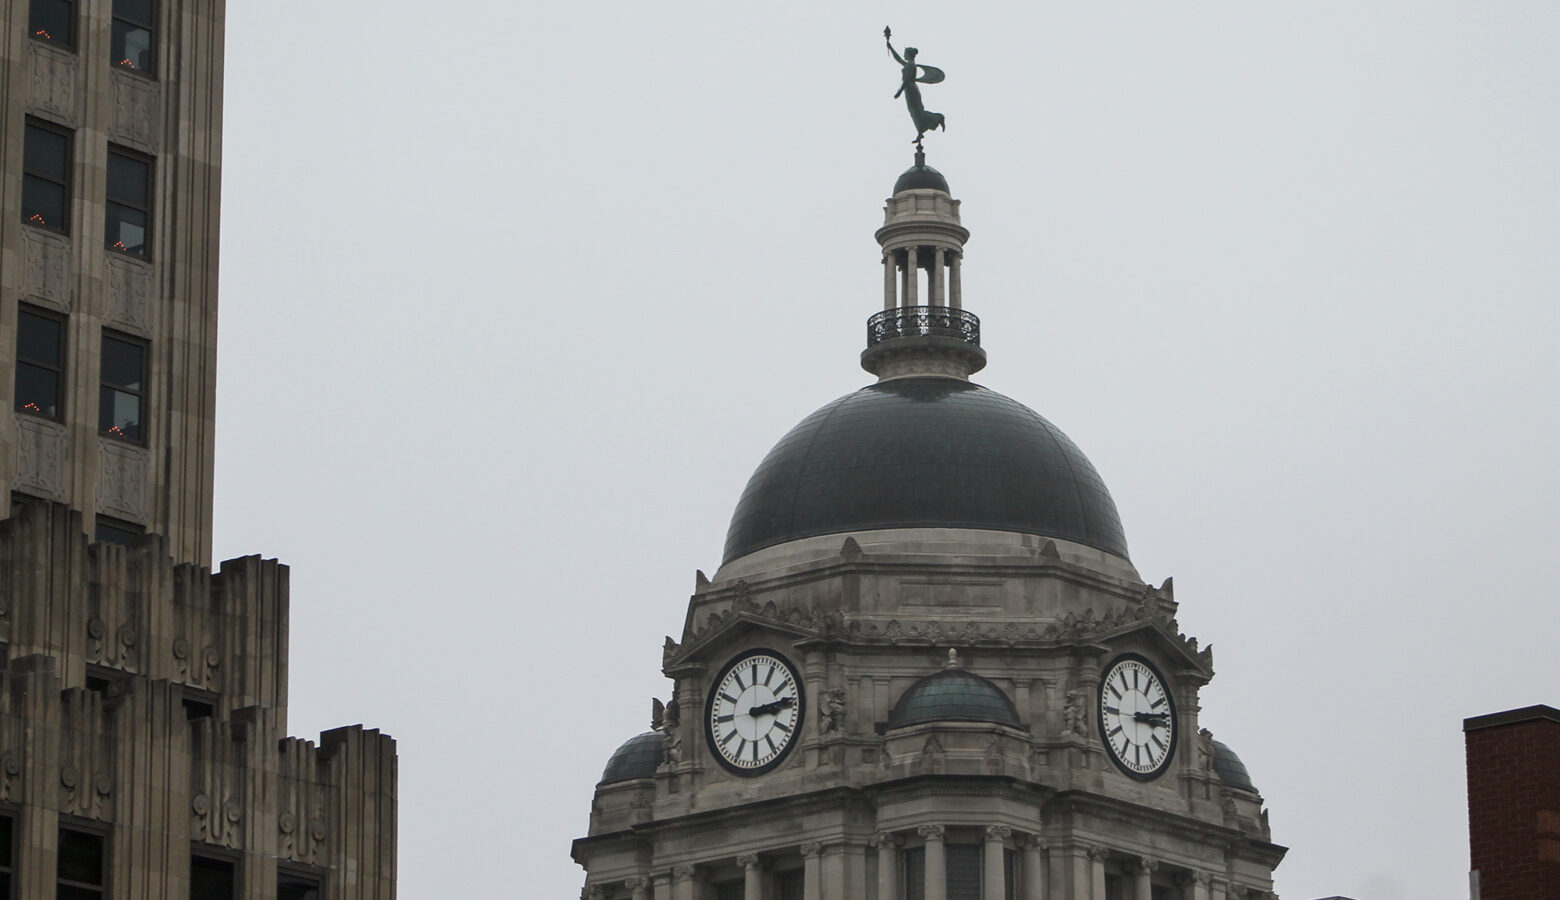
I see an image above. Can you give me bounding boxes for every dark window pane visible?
[1105,874,1124,900]
[18,311,63,366]
[16,365,60,418]
[0,814,12,867]
[99,387,141,441]
[776,870,804,900]
[95,520,140,546]
[190,856,235,900]
[105,203,147,255]
[715,880,743,900]
[946,845,981,900]
[25,127,69,181]
[101,337,144,391]
[115,0,152,23]
[903,846,925,900]
[277,873,322,900]
[23,178,66,230]
[29,0,73,45]
[1004,848,1016,900]
[111,20,154,72]
[107,152,149,208]
[58,887,102,900]
[58,829,104,885]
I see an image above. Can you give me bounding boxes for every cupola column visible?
[919,825,947,900]
[883,254,897,310]
[948,251,962,309]
[930,247,946,305]
[983,826,1011,900]
[905,246,920,306]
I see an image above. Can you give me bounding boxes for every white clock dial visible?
[1098,655,1177,780]
[705,650,803,775]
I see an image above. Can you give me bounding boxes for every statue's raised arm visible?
[884,26,946,145]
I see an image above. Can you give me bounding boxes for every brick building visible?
[1464,705,1560,900]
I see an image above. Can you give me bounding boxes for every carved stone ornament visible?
[736,854,762,870]
[799,842,824,858]
[60,765,80,789]
[580,885,605,900]
[623,876,652,892]
[916,824,945,840]
[27,43,76,124]
[110,70,158,150]
[1062,689,1088,738]
[1086,845,1111,861]
[278,812,297,835]
[984,824,1012,841]
[1197,727,1215,772]
[96,440,149,523]
[819,687,847,734]
[1136,856,1159,873]
[14,416,67,501]
[869,832,902,850]
[106,256,152,333]
[672,865,698,880]
[1024,834,1047,851]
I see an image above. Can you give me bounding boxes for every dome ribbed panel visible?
[722,378,1129,564]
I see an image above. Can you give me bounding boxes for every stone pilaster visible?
[919,825,946,900]
[982,825,1010,900]
[1021,836,1046,900]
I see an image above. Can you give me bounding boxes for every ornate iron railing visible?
[866,306,980,347]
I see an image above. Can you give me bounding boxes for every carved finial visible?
[651,698,665,730]
[1159,576,1173,597]
[695,569,711,589]
[946,648,960,669]
[1040,539,1061,559]
[840,536,862,561]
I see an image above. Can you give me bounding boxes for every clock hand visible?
[1132,712,1170,724]
[748,697,797,717]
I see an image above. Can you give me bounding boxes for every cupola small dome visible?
[598,732,663,785]
[893,161,950,194]
[888,667,1021,728]
[1211,740,1258,792]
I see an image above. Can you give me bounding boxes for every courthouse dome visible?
[1211,740,1258,793]
[722,377,1129,564]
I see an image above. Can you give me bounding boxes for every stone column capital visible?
[1085,844,1110,861]
[1136,856,1158,873]
[1022,834,1047,851]
[581,886,606,900]
[623,875,652,891]
[799,841,824,858]
[671,865,697,882]
[917,824,946,840]
[869,831,903,850]
[983,824,1012,842]
[736,854,763,871]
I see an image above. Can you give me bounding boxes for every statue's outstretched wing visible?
[916,65,945,85]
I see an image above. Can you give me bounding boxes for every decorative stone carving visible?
[623,876,652,892]
[658,692,682,765]
[1023,834,1047,851]
[672,865,698,881]
[192,790,241,848]
[736,853,762,870]
[629,791,652,810]
[579,884,605,900]
[27,44,75,124]
[106,256,153,333]
[1197,727,1215,773]
[799,842,823,858]
[110,71,159,151]
[819,688,846,734]
[21,229,70,306]
[15,416,67,501]
[869,832,902,850]
[984,824,1012,841]
[1086,845,1110,861]
[1062,689,1088,737]
[0,754,19,803]
[1136,856,1159,873]
[97,440,149,523]
[916,824,945,840]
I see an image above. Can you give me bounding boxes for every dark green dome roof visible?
[599,732,662,785]
[889,668,1021,728]
[894,162,950,194]
[722,378,1129,564]
[1212,740,1257,792]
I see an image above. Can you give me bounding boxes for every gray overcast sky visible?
[213,3,1558,897]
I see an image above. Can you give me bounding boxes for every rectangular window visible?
[23,121,71,232]
[106,148,151,256]
[945,845,981,900]
[94,516,142,547]
[277,871,322,900]
[1004,848,1016,900]
[714,880,743,900]
[190,855,235,900]
[0,815,12,900]
[57,828,105,899]
[29,0,73,47]
[99,332,145,442]
[1104,874,1125,900]
[1150,887,1170,900]
[776,870,803,900]
[902,846,925,900]
[16,305,65,419]
[111,0,154,73]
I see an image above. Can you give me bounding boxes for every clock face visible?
[704,649,804,776]
[1098,654,1177,780]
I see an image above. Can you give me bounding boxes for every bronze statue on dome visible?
[885,27,946,146]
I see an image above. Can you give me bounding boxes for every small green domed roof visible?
[599,732,662,784]
[1212,740,1257,792]
[894,162,950,194]
[889,668,1020,728]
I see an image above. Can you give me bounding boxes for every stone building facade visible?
[0,1,395,897]
[573,155,1284,899]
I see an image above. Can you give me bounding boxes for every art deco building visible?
[572,152,1285,899]
[0,2,395,897]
